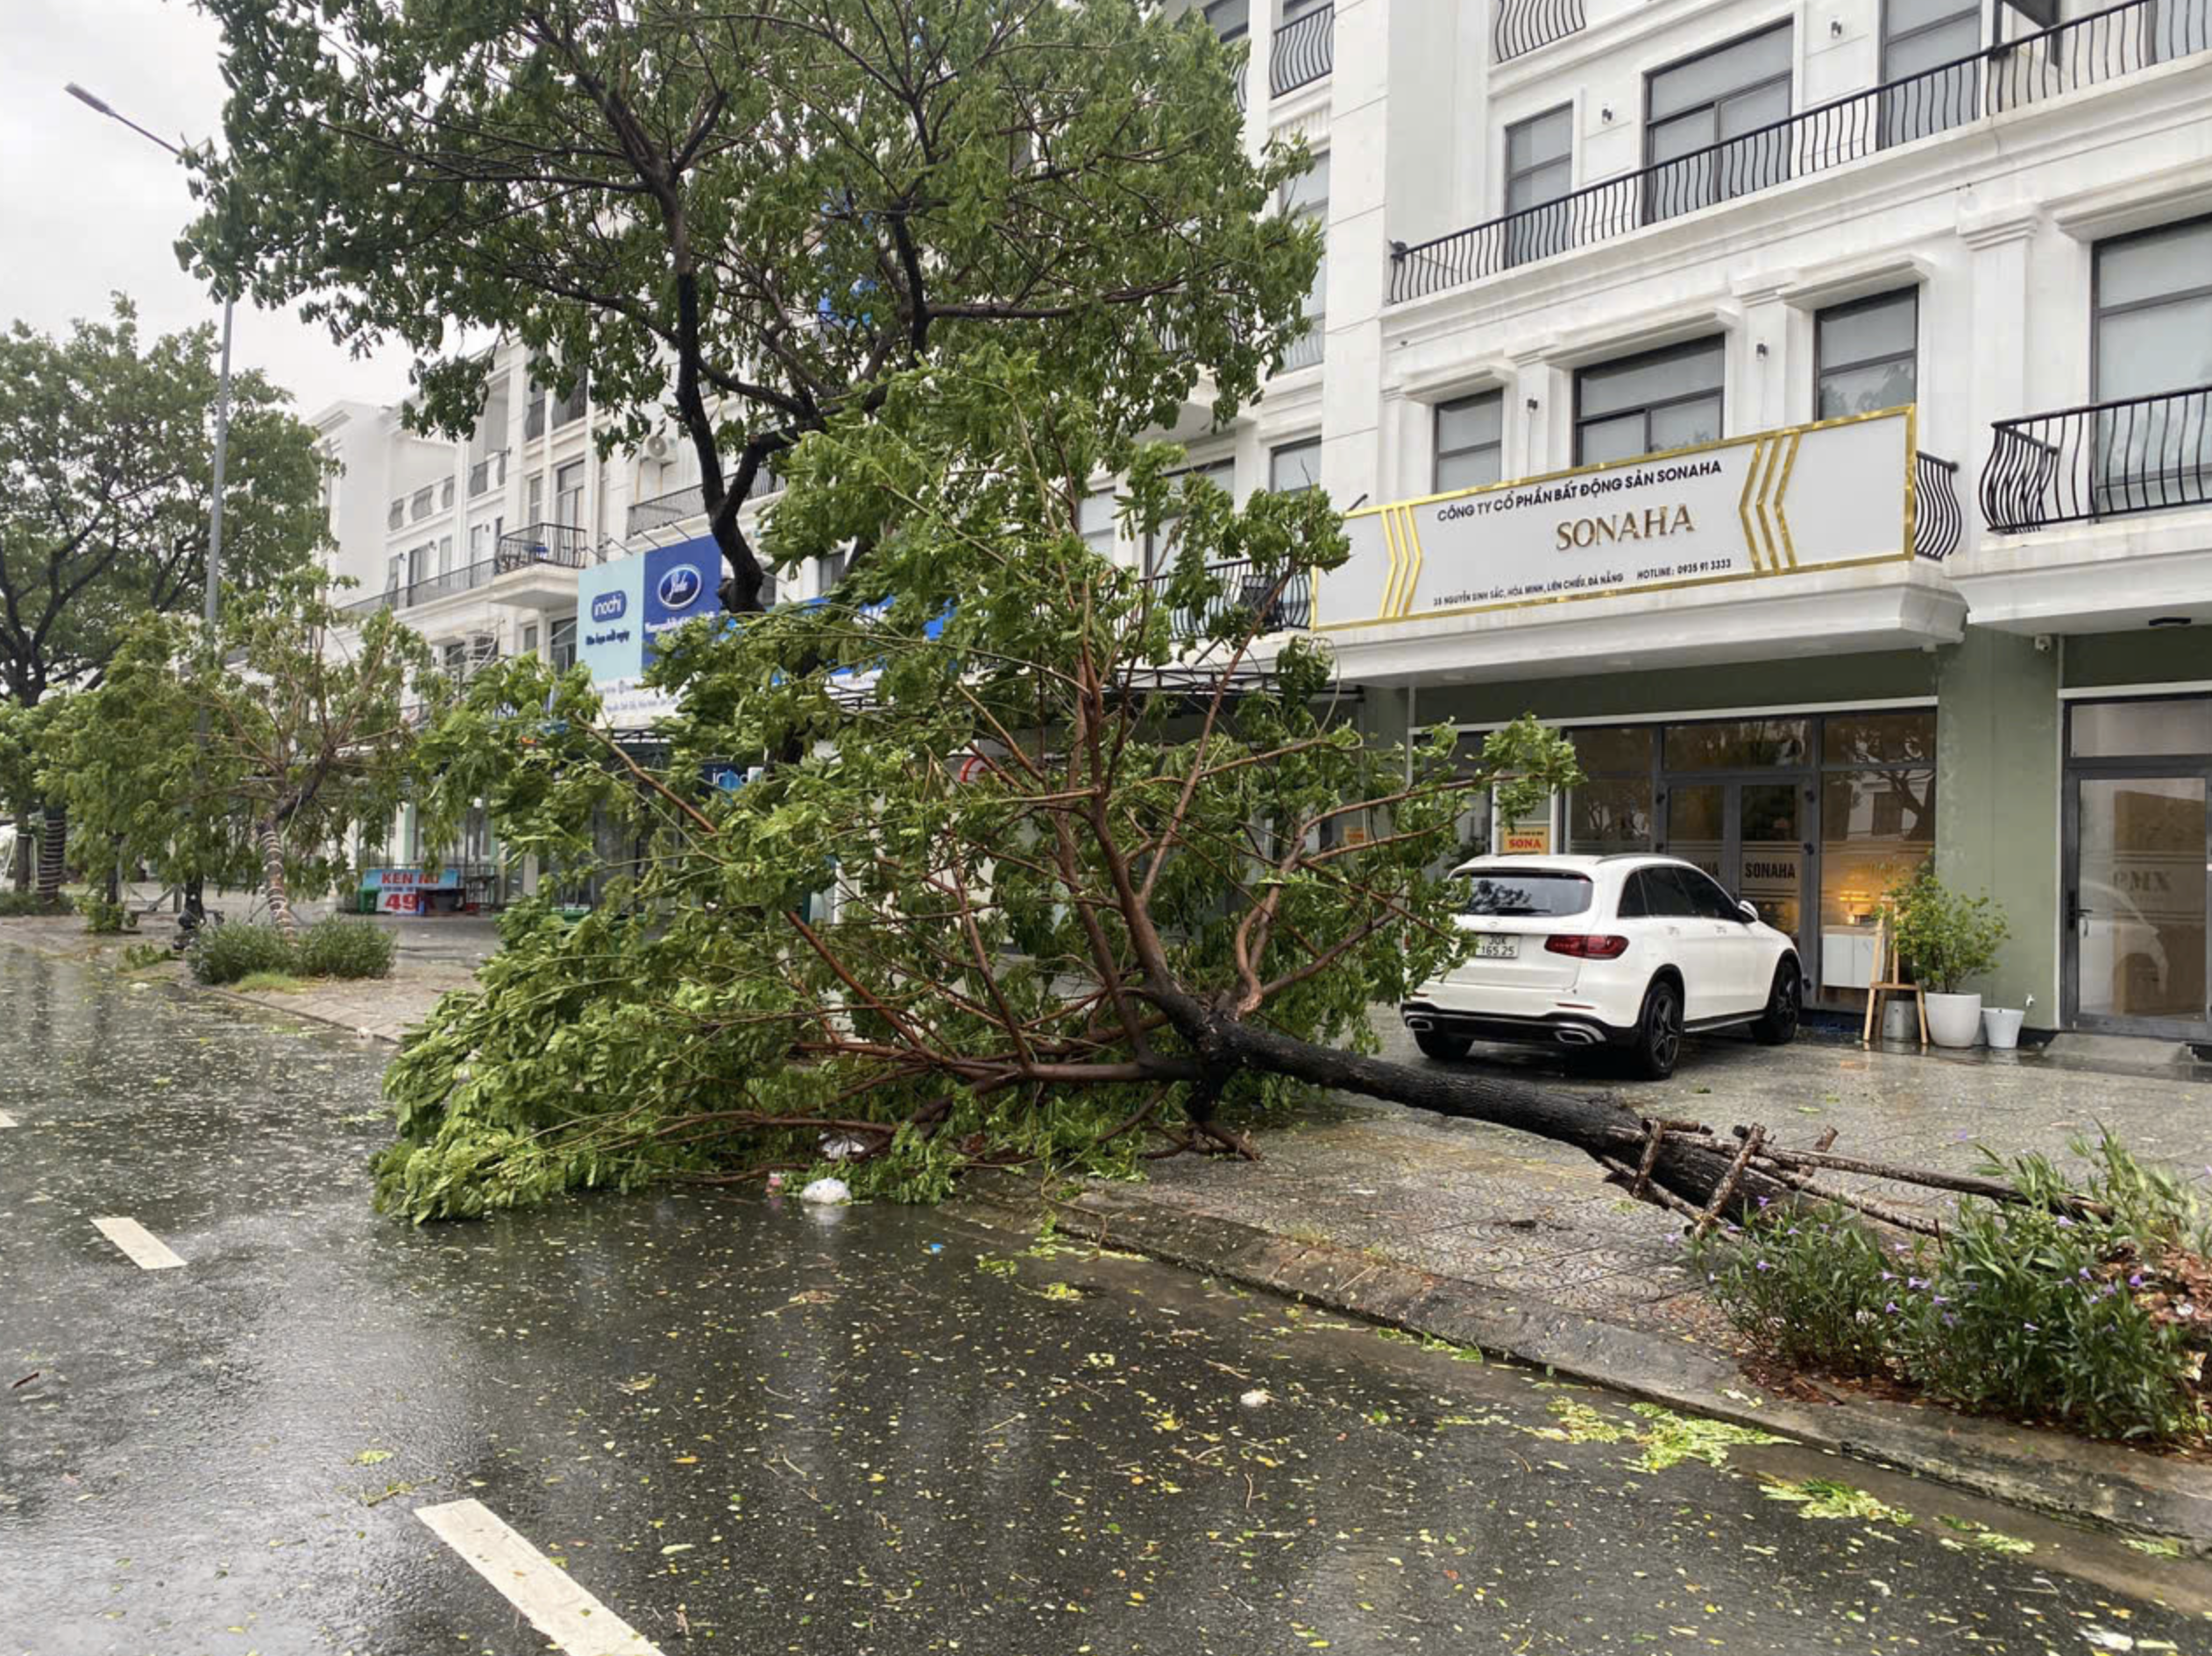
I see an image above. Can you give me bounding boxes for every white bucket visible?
[1982,1007,2026,1050]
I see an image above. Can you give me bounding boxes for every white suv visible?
[1400,854,1802,1079]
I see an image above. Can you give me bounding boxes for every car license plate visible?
[1474,934,1518,959]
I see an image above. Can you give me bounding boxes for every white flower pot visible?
[1924,991,1983,1048]
[1982,1006,2026,1050]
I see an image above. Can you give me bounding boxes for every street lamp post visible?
[67,82,233,920]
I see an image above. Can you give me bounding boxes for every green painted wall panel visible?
[2061,629,2212,690]
[1934,631,2060,1014]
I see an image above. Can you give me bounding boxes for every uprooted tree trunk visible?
[255,817,297,938]
[35,799,65,903]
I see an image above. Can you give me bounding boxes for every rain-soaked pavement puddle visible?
[3,942,2210,1654]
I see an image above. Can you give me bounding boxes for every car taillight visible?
[1545,934,1630,959]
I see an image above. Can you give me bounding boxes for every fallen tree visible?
[380,357,2024,1228]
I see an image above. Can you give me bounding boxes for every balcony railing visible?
[469,449,508,497]
[551,383,588,428]
[495,521,592,570]
[1493,0,1585,64]
[1278,322,1325,373]
[1145,559,1313,636]
[1392,0,2211,302]
[1271,4,1334,95]
[1980,386,2212,534]
[1913,452,1963,560]
[627,484,705,537]
[386,499,405,531]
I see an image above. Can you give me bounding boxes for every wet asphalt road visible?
[4,945,2211,1656]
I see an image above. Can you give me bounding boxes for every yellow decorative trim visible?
[1318,405,1920,633]
[1737,438,1767,572]
[1397,506,1426,618]
[1774,430,1803,570]
[1900,404,1919,560]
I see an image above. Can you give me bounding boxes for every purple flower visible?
[2130,1272,2145,1287]
[1755,1259,1774,1272]
[2056,1215,2074,1228]
[2023,1321,2039,1332]
[1885,1301,1900,1314]
[2181,1302,2198,1318]
[1880,1270,1897,1282]
[1756,1196,1770,1209]
[1932,1294,1949,1306]
[1943,1313,1958,1327]
[1892,1242,1911,1256]
[1908,1277,1929,1291]
[2078,1267,2093,1280]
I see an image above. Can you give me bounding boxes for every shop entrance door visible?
[1657,776,1812,972]
[2064,769,2211,1040]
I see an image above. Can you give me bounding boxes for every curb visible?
[960,1171,2212,1554]
[0,924,411,1045]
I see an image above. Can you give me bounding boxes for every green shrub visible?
[188,922,299,986]
[118,941,171,972]
[1887,867,2009,994]
[0,889,73,917]
[79,894,133,935]
[297,917,397,980]
[1895,1136,2211,1442]
[1689,1134,2212,1442]
[1687,1200,1910,1378]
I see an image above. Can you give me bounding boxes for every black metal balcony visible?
[1145,560,1313,637]
[1913,452,1963,560]
[1980,386,2212,534]
[1393,0,2211,302]
[1271,4,1334,96]
[495,522,592,570]
[1494,0,1585,64]
[627,485,705,537]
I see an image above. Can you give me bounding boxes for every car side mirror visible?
[1736,900,1759,924]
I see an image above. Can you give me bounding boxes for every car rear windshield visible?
[1458,871,1593,918]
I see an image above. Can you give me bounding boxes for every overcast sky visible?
[4,0,414,416]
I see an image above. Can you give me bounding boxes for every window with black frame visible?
[1503,106,1573,267]
[1574,337,1725,464]
[1878,0,1980,146]
[2093,217,2212,516]
[1645,24,1791,223]
[1435,391,1503,492]
[1816,289,1918,418]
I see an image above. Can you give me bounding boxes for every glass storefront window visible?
[1663,718,1810,768]
[1823,709,1936,766]
[1568,779,1653,853]
[2070,698,2212,759]
[1570,725,1654,774]
[1819,767,1935,930]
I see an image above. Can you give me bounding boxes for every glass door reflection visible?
[2072,774,2209,1034]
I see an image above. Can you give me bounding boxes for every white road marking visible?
[91,1217,186,1270]
[415,1499,664,1656]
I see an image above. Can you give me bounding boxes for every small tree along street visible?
[0,299,326,897]
[52,580,434,937]
[187,0,1321,612]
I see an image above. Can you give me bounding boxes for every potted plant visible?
[1887,868,2010,1048]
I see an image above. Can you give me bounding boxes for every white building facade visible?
[1162,0,2212,1043]
[315,0,2212,1038]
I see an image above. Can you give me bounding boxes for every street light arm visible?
[65,83,187,159]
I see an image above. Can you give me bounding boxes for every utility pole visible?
[66,82,233,923]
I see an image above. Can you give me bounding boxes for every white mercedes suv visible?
[1400,854,1802,1079]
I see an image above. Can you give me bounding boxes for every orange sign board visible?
[1502,827,1552,855]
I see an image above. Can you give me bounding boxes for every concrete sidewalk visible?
[1085,1014,2212,1349]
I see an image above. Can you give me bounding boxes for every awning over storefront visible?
[1322,407,1965,683]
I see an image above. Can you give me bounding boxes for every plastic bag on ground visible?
[798,1177,851,1206]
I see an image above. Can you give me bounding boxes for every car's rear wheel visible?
[1414,1030,1473,1062]
[1630,979,1682,1079]
[1750,959,1802,1046]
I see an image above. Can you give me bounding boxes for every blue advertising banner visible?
[642,536,720,664]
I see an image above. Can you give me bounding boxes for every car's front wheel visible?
[1414,1030,1473,1062]
[1750,959,1802,1046]
[1629,979,1683,1079]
